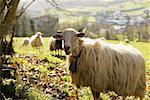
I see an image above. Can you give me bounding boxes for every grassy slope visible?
[41,0,150,24]
[13,37,150,99]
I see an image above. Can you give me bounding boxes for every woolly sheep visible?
[135,39,139,42]
[62,28,146,100]
[124,38,130,43]
[49,32,63,56]
[22,38,30,45]
[100,37,106,40]
[30,32,43,48]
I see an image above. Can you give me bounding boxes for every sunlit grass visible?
[13,37,150,99]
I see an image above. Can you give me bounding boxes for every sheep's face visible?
[63,28,86,55]
[36,32,43,35]
[34,32,43,39]
[63,29,76,55]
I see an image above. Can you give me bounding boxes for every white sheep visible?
[22,37,30,46]
[62,28,146,100]
[100,37,106,40]
[30,32,44,48]
[124,38,130,43]
[134,39,139,42]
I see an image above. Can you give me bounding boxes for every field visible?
[40,0,150,24]
[6,37,149,99]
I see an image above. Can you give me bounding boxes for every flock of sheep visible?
[22,32,44,48]
[22,31,63,56]
[22,28,145,100]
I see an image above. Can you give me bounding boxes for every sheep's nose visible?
[64,46,70,55]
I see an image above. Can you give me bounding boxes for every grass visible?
[66,7,104,13]
[59,16,96,23]
[10,37,150,99]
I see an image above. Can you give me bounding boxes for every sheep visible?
[62,28,146,100]
[134,39,139,42]
[124,38,130,43]
[100,37,106,40]
[49,31,63,56]
[30,32,43,48]
[22,37,30,45]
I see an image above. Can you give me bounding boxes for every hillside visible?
[19,0,150,21]
[20,0,148,17]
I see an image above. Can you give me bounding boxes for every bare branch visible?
[45,0,72,15]
[17,0,35,18]
[18,0,28,15]
[0,0,6,13]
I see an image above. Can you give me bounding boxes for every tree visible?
[0,0,64,63]
[0,0,36,57]
[0,0,20,63]
[0,0,20,38]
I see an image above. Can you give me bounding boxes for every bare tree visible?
[45,0,72,15]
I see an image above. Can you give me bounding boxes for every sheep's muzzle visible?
[64,46,70,55]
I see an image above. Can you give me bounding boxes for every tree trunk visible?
[0,0,20,38]
[0,0,20,64]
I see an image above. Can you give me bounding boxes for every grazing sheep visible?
[100,37,106,40]
[22,38,30,45]
[124,38,130,43]
[62,28,146,100]
[30,32,43,48]
[49,31,63,56]
[49,37,56,50]
[135,39,139,42]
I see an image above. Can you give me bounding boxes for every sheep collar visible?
[69,48,83,73]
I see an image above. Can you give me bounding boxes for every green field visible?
[9,37,150,99]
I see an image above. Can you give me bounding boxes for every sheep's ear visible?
[76,32,86,37]
[52,34,63,40]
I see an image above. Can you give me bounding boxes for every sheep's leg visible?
[57,49,58,56]
[60,49,62,59]
[55,50,56,56]
[91,90,101,100]
[60,49,62,56]
[58,50,59,57]
[56,49,58,56]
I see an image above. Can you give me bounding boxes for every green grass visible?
[12,37,150,99]
[59,16,96,23]
[66,7,104,13]
[13,37,63,63]
[120,2,142,10]
[141,1,150,8]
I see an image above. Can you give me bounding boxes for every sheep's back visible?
[70,40,145,97]
[49,37,56,51]
[22,38,30,45]
[30,35,43,47]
